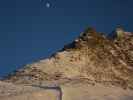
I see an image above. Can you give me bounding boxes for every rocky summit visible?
[1,27,133,100]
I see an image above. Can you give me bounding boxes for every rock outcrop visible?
[0,81,60,100]
[4,27,133,90]
[0,27,133,100]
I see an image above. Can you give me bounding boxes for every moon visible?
[46,2,51,8]
[40,0,51,8]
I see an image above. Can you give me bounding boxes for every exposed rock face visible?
[61,80,133,100]
[1,80,133,100]
[0,81,60,100]
[4,28,133,90]
[0,28,133,100]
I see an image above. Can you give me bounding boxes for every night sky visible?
[0,0,133,76]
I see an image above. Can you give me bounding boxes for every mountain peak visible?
[4,27,133,90]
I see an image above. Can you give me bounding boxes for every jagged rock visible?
[3,28,133,89]
[3,28,132,90]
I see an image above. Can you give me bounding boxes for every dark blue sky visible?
[0,0,133,76]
